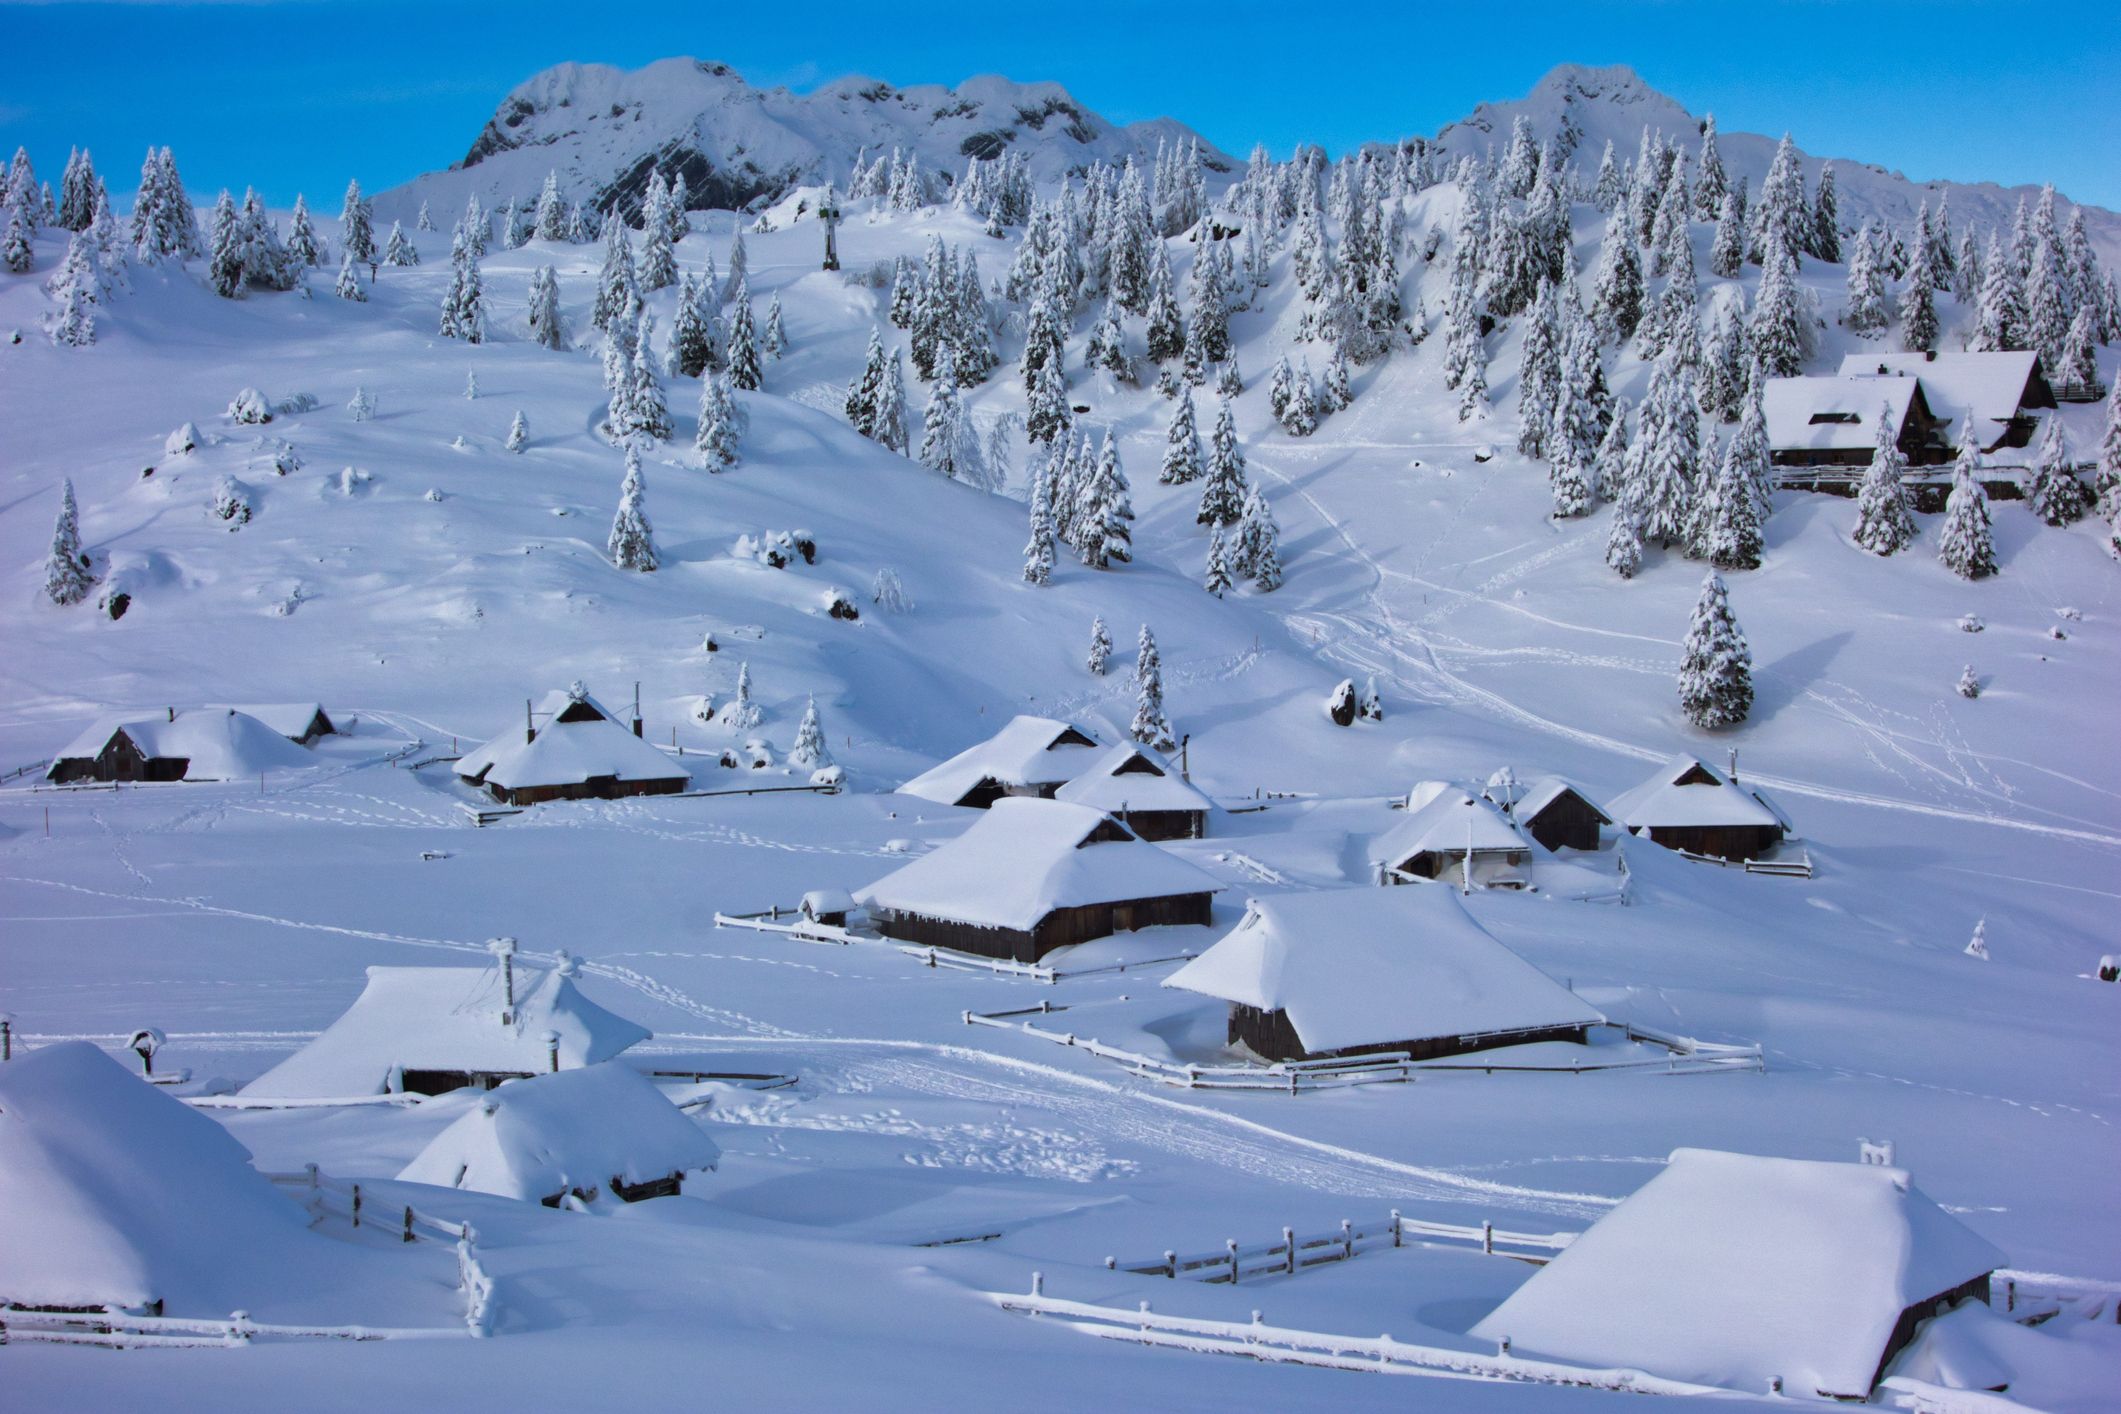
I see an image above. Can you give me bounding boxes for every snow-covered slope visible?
[1428,63,2121,267]
[376,58,1232,224]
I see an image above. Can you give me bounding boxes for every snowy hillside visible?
[377,58,1233,224]
[1429,64,2121,269]
[4,56,2120,1414]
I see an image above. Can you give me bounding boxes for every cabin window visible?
[1807,411,1860,425]
[1112,755,1162,776]
[1051,727,1097,749]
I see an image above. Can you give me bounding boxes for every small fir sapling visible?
[1937,434,1998,579]
[506,411,528,452]
[2026,416,2088,526]
[1957,665,1982,699]
[383,221,418,266]
[1159,385,1203,484]
[607,446,658,571]
[347,385,375,421]
[334,252,365,301]
[1087,616,1111,675]
[210,475,252,525]
[789,699,833,770]
[44,478,93,606]
[1131,624,1175,751]
[1359,678,1384,721]
[464,370,479,400]
[1203,524,1233,597]
[870,568,912,613]
[721,662,763,730]
[696,372,743,469]
[1964,918,1989,959]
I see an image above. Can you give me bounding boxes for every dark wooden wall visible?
[876,890,1215,963]
[1228,1004,1591,1064]
[1523,793,1605,852]
[1639,822,1784,861]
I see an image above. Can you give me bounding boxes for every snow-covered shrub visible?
[825,588,860,621]
[1956,665,1981,699]
[1965,919,1989,959]
[227,387,273,424]
[210,475,253,525]
[346,386,376,421]
[164,422,201,456]
[870,567,911,613]
[1958,614,1984,633]
[336,466,372,496]
[1323,678,1358,726]
[275,392,318,416]
[266,440,302,476]
[810,764,846,788]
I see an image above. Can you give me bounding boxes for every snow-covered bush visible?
[826,588,860,621]
[226,387,273,424]
[870,568,911,613]
[1956,665,1981,699]
[346,386,375,421]
[164,422,201,457]
[267,440,302,476]
[210,475,252,525]
[1323,678,1358,726]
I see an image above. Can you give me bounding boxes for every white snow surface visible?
[49,707,315,780]
[0,1042,326,1311]
[396,1061,719,1203]
[243,964,651,1098]
[1471,1146,2009,1398]
[1165,887,1602,1055]
[1762,373,1922,456]
[855,797,1219,931]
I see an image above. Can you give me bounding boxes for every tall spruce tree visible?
[44,478,93,605]
[1160,385,1203,484]
[2026,414,2089,526]
[1937,431,1998,579]
[1677,570,1753,727]
[697,372,742,470]
[1851,400,1917,555]
[339,179,375,265]
[1131,625,1175,750]
[607,447,658,571]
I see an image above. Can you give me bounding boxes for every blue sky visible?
[5,1,2118,208]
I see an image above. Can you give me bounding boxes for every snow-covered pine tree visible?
[382,220,417,266]
[1131,625,1175,750]
[874,349,909,454]
[725,277,762,391]
[1085,293,1133,384]
[533,171,566,242]
[1076,431,1134,568]
[3,200,32,274]
[1730,365,1776,524]
[667,274,709,376]
[1203,524,1233,598]
[1234,483,1283,589]
[1843,221,1891,335]
[1143,250,1186,366]
[506,410,528,453]
[1698,297,1750,422]
[2024,239,2071,369]
[44,231,97,345]
[1749,134,1807,267]
[1693,115,1728,222]
[1267,354,1294,421]
[524,265,564,350]
[1321,342,1354,415]
[339,179,375,265]
[592,214,636,333]
[1648,150,1690,279]
[44,478,93,605]
[762,292,786,359]
[1708,188,1745,280]
[638,198,677,292]
[206,190,245,297]
[1025,354,1071,447]
[1851,401,1917,555]
[1194,396,1249,528]
[1810,162,1841,263]
[844,328,888,437]
[608,447,658,571]
[1677,570,1752,727]
[1901,233,1939,352]
[1456,324,1489,421]
[285,194,321,266]
[1159,385,1203,484]
[1517,280,1563,457]
[1972,233,2026,352]
[1591,207,1645,346]
[1749,230,1809,376]
[1590,395,1632,507]
[438,229,486,342]
[726,229,747,287]
[334,250,365,301]
[1087,615,1112,674]
[1937,432,1998,579]
[696,371,742,470]
[2056,304,2100,394]
[1702,431,1764,570]
[1022,457,1057,585]
[1605,498,1644,579]
[888,253,917,328]
[789,698,832,771]
[624,309,670,440]
[1637,346,1702,549]
[2026,413,2089,525]
[918,351,971,480]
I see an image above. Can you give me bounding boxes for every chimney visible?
[167,706,175,723]
[542,1029,561,1073]
[632,681,643,737]
[526,698,535,745]
[1727,748,1739,782]
[489,937,518,1023]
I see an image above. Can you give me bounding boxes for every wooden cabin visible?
[1471,1147,2006,1401]
[855,797,1220,963]
[1608,755,1790,861]
[1838,350,2054,452]
[397,1062,718,1208]
[46,708,314,784]
[896,715,1101,809]
[1054,743,1213,841]
[1763,374,1949,468]
[230,703,338,744]
[1513,775,1612,853]
[1164,888,1603,1064]
[455,685,687,806]
[241,960,651,1100]
[1376,782,1533,889]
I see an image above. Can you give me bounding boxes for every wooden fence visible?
[989,1276,1727,1396]
[900,944,1200,984]
[1109,1211,1577,1286]
[1675,845,1815,879]
[2,1167,493,1349]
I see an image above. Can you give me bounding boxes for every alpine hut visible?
[896,715,1101,809]
[854,797,1220,963]
[1836,350,2054,451]
[1164,887,1602,1063]
[455,683,687,806]
[1511,775,1612,853]
[227,703,338,744]
[242,954,651,1099]
[1470,1147,2006,1400]
[1608,754,1789,861]
[1763,374,1948,468]
[0,1042,336,1316]
[397,1062,719,1207]
[1376,782,1533,889]
[45,708,315,784]
[1054,743,1213,841]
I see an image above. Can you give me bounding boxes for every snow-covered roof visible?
[242,963,652,1099]
[1471,1147,2007,1398]
[457,713,686,793]
[397,1062,719,1204]
[1607,755,1786,831]
[532,685,626,724]
[48,709,316,780]
[1514,774,1610,825]
[895,715,1101,806]
[1835,351,2042,434]
[0,1042,321,1311]
[1053,744,1214,816]
[223,703,333,739]
[853,797,1220,932]
[1762,374,1920,453]
[1165,887,1601,1055]
[1376,784,1530,867]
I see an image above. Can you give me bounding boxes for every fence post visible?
[1284,1227,1296,1275]
[2006,1278,2015,1313]
[403,1206,416,1243]
[1342,1219,1354,1261]
[227,1310,253,1347]
[1482,1221,1493,1255]
[1227,1239,1240,1284]
[1391,1209,1402,1248]
[352,1182,362,1228]
[1030,1271,1043,1298]
[1138,1300,1152,1336]
[1164,1250,1177,1279]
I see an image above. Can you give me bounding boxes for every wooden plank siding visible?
[873,890,1215,964]
[1520,792,1606,852]
[1228,1003,1592,1065]
[1637,822,1784,862]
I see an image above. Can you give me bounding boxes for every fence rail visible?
[1675,845,1814,879]
[1111,1210,1576,1285]
[714,911,857,946]
[900,945,1200,984]
[990,1277,1725,1397]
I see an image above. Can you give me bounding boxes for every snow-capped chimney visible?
[542,1029,561,1073]
[489,937,518,1022]
[1727,748,1739,782]
[633,681,643,737]
[526,698,535,745]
